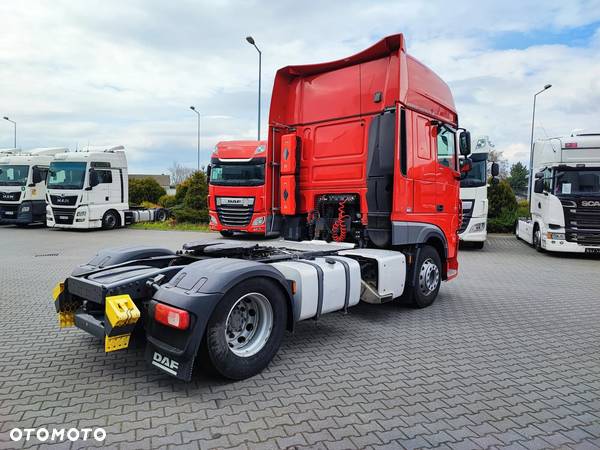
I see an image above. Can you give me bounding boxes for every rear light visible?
[154,303,190,330]
[565,142,578,148]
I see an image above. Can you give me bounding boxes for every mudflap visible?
[144,341,196,381]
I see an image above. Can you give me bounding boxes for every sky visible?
[1,0,599,174]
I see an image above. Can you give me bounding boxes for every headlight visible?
[255,145,266,154]
[252,216,265,226]
[547,232,565,240]
[470,222,485,232]
[20,206,30,212]
[209,215,217,224]
[76,210,86,216]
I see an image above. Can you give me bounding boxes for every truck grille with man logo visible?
[50,195,78,206]
[0,191,21,202]
[52,207,76,225]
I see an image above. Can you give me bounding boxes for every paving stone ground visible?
[0,226,599,449]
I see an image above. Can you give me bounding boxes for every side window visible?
[543,168,552,192]
[437,127,456,169]
[97,170,112,184]
[416,115,431,160]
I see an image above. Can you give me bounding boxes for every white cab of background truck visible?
[517,132,600,254]
[459,136,494,249]
[0,148,67,225]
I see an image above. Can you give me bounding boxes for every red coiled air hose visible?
[331,199,349,242]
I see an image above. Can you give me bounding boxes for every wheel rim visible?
[418,258,440,296]
[225,292,273,357]
[105,213,116,228]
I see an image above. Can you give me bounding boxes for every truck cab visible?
[46,147,129,229]
[207,140,278,237]
[517,132,600,253]
[459,136,495,248]
[0,148,67,226]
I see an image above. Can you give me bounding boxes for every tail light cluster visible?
[154,303,190,330]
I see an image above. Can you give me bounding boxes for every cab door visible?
[411,113,437,214]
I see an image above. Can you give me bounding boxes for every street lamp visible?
[527,84,552,205]
[189,106,200,171]
[246,36,262,141]
[3,116,16,148]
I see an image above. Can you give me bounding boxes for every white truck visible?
[0,148,67,226]
[46,146,168,229]
[459,136,499,249]
[516,132,600,254]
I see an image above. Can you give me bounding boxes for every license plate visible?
[585,248,600,254]
[59,216,68,220]
[5,211,14,215]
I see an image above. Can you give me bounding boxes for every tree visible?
[507,162,529,194]
[171,170,209,223]
[487,179,518,232]
[129,178,166,205]
[168,162,195,185]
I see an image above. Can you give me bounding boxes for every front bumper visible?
[459,218,487,242]
[542,237,600,254]
[0,201,45,225]
[209,211,268,235]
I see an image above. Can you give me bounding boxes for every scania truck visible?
[516,132,600,253]
[206,140,276,237]
[458,136,499,248]
[0,147,67,226]
[46,146,168,229]
[53,34,474,381]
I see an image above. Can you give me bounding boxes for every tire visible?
[156,209,168,222]
[404,245,442,309]
[533,226,544,252]
[472,241,484,249]
[101,210,119,230]
[202,278,287,380]
[220,230,234,238]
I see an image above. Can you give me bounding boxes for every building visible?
[128,174,175,195]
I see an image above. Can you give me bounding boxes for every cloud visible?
[1,0,600,172]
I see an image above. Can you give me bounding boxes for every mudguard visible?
[72,246,176,276]
[144,258,294,381]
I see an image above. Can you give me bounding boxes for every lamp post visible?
[246,36,262,141]
[189,106,200,171]
[3,116,16,148]
[527,84,552,205]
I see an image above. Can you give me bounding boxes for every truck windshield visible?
[555,168,600,196]
[460,153,488,188]
[48,162,87,190]
[210,161,265,186]
[0,165,29,186]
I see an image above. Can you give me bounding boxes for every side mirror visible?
[491,162,500,178]
[32,167,43,184]
[534,178,544,194]
[87,169,99,189]
[459,130,471,156]
[206,164,212,184]
[534,171,544,179]
[458,158,472,180]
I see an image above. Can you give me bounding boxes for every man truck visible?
[516,132,600,253]
[0,148,67,226]
[53,34,473,381]
[458,136,499,248]
[206,140,275,237]
[46,146,168,229]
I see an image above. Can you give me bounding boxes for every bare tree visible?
[168,162,194,185]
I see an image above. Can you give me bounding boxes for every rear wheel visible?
[101,210,119,230]
[202,278,287,380]
[402,245,442,309]
[220,230,234,238]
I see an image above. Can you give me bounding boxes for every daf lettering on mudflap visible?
[152,352,179,375]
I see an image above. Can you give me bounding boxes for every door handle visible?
[436,204,444,212]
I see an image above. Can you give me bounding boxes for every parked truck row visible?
[53,34,477,381]
[0,146,169,229]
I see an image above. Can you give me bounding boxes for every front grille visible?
[50,195,78,206]
[217,204,254,227]
[0,191,21,201]
[459,200,474,234]
[52,207,76,225]
[564,204,600,245]
[0,203,19,219]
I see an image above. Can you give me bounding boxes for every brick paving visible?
[0,226,599,449]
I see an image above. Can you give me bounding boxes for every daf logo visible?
[151,351,179,375]
[581,201,600,207]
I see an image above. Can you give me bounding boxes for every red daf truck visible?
[53,34,472,381]
[207,140,277,237]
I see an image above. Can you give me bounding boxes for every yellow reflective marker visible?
[52,282,64,301]
[58,311,75,328]
[105,334,132,352]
